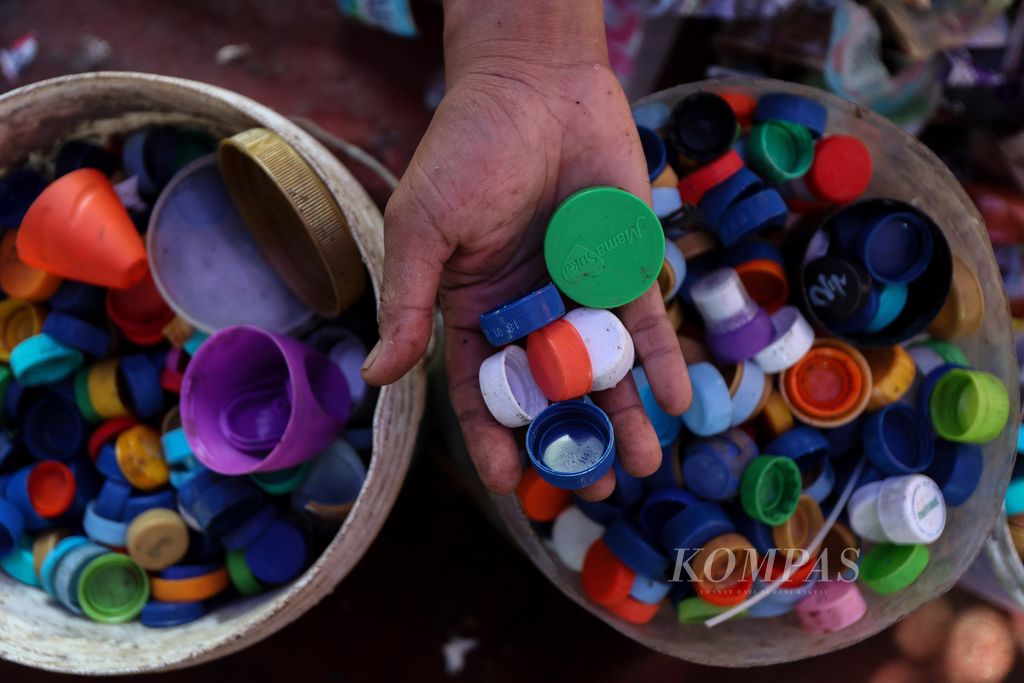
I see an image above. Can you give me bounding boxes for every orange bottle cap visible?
[106,271,175,346]
[582,539,636,606]
[735,259,790,314]
[516,467,572,522]
[0,298,45,361]
[862,345,916,411]
[759,548,817,588]
[718,92,757,128]
[677,149,743,205]
[781,339,871,427]
[150,566,230,602]
[0,231,61,301]
[27,461,76,518]
[758,386,794,440]
[527,319,592,402]
[692,532,755,607]
[18,169,148,289]
[607,595,661,624]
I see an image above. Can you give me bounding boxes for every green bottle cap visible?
[921,338,970,367]
[860,542,929,595]
[227,550,265,597]
[250,462,311,496]
[77,553,150,624]
[740,455,802,526]
[929,368,1010,443]
[676,596,743,624]
[747,121,814,183]
[74,368,100,423]
[0,365,10,423]
[544,187,665,309]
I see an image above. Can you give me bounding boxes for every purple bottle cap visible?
[218,383,292,454]
[181,325,350,475]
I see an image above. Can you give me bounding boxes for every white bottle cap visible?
[551,506,605,571]
[877,474,946,545]
[846,481,888,543]
[661,237,687,302]
[563,308,634,392]
[690,268,757,333]
[753,306,815,374]
[478,346,549,428]
[652,187,683,219]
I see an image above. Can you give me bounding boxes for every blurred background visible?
[1,1,1024,681]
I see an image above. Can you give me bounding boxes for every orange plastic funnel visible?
[17,169,147,289]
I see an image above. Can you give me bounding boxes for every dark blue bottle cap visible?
[764,427,830,460]
[802,457,836,503]
[0,429,17,469]
[344,427,373,452]
[525,400,616,491]
[22,392,85,463]
[827,286,878,336]
[713,188,788,247]
[0,168,47,229]
[858,211,933,285]
[479,283,565,347]
[122,129,159,196]
[140,599,206,628]
[644,444,683,491]
[699,167,764,230]
[48,282,106,319]
[94,479,132,520]
[177,469,224,511]
[117,353,164,418]
[916,363,964,420]
[668,578,696,606]
[731,506,774,555]
[221,505,278,551]
[824,416,863,459]
[183,530,224,564]
[681,437,751,501]
[244,519,308,585]
[606,460,644,510]
[54,140,117,177]
[668,92,737,163]
[754,93,828,138]
[926,440,982,507]
[191,478,264,538]
[4,379,24,422]
[803,256,872,321]
[161,562,222,580]
[638,487,698,541]
[96,444,130,485]
[603,518,670,579]
[146,127,184,190]
[660,501,733,555]
[573,496,621,526]
[720,238,783,269]
[123,489,177,522]
[42,312,111,357]
[638,126,667,181]
[863,404,935,475]
[63,456,100,519]
[0,498,25,556]
[4,466,52,531]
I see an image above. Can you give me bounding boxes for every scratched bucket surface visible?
[0,72,426,674]
[489,78,1018,666]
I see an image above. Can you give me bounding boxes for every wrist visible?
[443,0,609,84]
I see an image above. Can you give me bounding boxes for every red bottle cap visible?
[27,461,76,518]
[805,136,872,205]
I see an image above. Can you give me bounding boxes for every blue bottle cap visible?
[0,429,17,469]
[244,519,308,585]
[638,126,667,181]
[638,488,698,541]
[0,168,47,229]
[916,363,964,421]
[290,439,366,514]
[668,579,696,606]
[122,129,160,196]
[802,457,836,503]
[720,238,784,269]
[53,542,108,614]
[344,426,373,452]
[747,576,818,618]
[863,404,935,475]
[42,312,111,357]
[94,479,132,520]
[681,363,732,438]
[644,444,683,491]
[40,535,89,596]
[140,599,206,628]
[3,378,23,422]
[630,573,672,604]
[221,505,278,552]
[123,489,177,522]
[863,284,908,334]
[2,536,40,587]
[606,460,645,510]
[182,530,224,564]
[827,286,880,335]
[96,444,130,485]
[161,428,194,466]
[118,353,164,418]
[478,283,565,347]
[22,392,86,462]
[574,497,621,526]
[754,93,828,138]
[177,469,224,510]
[926,440,982,507]
[190,478,264,538]
[9,333,84,387]
[633,367,682,446]
[824,416,863,459]
[55,140,117,177]
[603,518,670,579]
[859,211,934,285]
[682,436,754,501]
[84,501,128,547]
[0,498,25,557]
[765,426,830,461]
[660,501,734,555]
[160,562,222,580]
[170,463,208,490]
[525,400,616,491]
[48,281,106,318]
[713,188,788,247]
[4,466,52,532]
[731,507,774,555]
[698,167,763,229]
[632,101,672,130]
[64,457,101,518]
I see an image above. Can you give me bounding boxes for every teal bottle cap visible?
[544,187,665,309]
[748,121,814,183]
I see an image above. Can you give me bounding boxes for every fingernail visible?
[361,340,382,376]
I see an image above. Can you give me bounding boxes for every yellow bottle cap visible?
[32,528,72,578]
[87,359,130,418]
[126,508,189,571]
[758,384,794,440]
[652,165,679,188]
[0,230,62,302]
[218,128,366,317]
[863,345,916,411]
[927,255,984,339]
[674,230,718,260]
[161,315,195,348]
[0,299,45,361]
[115,425,169,490]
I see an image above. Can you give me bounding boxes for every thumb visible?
[361,191,451,386]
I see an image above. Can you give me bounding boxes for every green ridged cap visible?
[74,368,100,423]
[676,596,743,624]
[860,543,928,595]
[747,121,814,183]
[921,338,970,367]
[250,462,311,496]
[929,368,1010,443]
[740,456,802,526]
[77,553,149,624]
[227,550,265,597]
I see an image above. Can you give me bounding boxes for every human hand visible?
[361,5,691,499]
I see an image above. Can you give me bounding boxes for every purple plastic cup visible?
[180,325,350,474]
